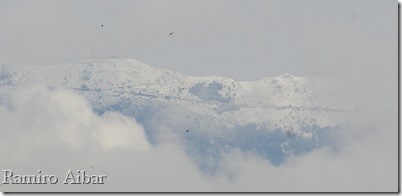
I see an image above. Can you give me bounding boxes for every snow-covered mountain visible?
[0,58,357,166]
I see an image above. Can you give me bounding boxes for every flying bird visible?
[186,130,189,133]
[169,32,174,36]
[101,24,103,27]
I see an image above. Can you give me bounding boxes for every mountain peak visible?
[0,58,357,165]
[0,58,353,135]
[279,73,294,78]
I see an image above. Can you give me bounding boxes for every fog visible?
[0,0,397,192]
[0,84,397,192]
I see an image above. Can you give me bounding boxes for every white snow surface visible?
[0,58,358,164]
[0,59,354,138]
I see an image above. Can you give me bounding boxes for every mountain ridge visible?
[0,58,354,134]
[0,58,356,166]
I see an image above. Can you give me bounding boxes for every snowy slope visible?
[0,58,357,165]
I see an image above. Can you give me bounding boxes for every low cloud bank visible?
[0,85,397,192]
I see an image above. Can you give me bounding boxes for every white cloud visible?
[0,85,397,192]
[5,85,150,151]
[95,112,150,150]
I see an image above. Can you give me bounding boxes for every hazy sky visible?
[0,0,397,80]
[0,0,398,192]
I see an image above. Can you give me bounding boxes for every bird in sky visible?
[101,24,103,27]
[169,32,174,36]
[186,130,189,132]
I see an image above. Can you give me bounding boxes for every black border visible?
[2,2,401,195]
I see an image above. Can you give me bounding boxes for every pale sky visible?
[0,0,397,81]
[0,0,398,192]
